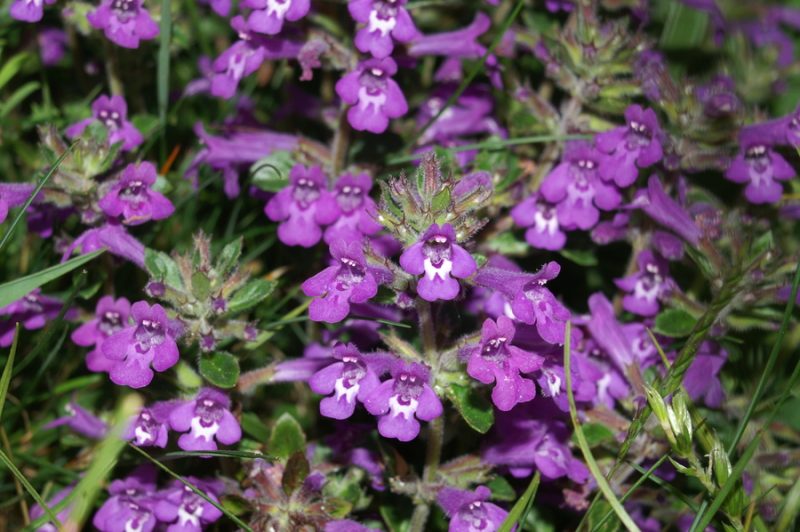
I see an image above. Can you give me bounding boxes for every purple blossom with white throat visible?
[348,0,418,59]
[615,250,673,317]
[9,0,55,22]
[154,477,224,531]
[539,141,622,230]
[725,125,795,204]
[124,401,175,447]
[364,361,443,442]
[308,343,382,419]
[399,223,476,302]
[336,57,408,134]
[243,0,310,35]
[169,388,242,451]
[302,239,380,323]
[99,162,174,226]
[437,486,510,532]
[101,301,181,388]
[87,0,159,49]
[62,223,146,269]
[93,467,159,532]
[596,104,664,188]
[265,164,339,247]
[510,194,567,251]
[465,316,544,412]
[0,289,65,347]
[65,95,143,151]
[71,296,131,373]
[324,173,382,244]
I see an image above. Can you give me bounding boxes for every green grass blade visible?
[564,322,641,532]
[130,444,254,532]
[0,143,75,253]
[0,249,103,308]
[163,449,276,460]
[62,393,143,530]
[0,447,62,529]
[727,261,800,454]
[692,435,760,532]
[0,81,40,118]
[157,0,172,158]
[498,471,541,532]
[0,323,20,421]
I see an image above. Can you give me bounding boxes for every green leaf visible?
[282,451,310,495]
[0,324,20,421]
[199,352,240,388]
[227,278,276,314]
[216,237,243,275]
[574,422,615,447]
[0,448,62,529]
[191,271,211,300]
[0,81,40,118]
[486,232,529,256]
[486,476,517,502]
[241,412,271,443]
[654,308,696,338]
[446,383,494,434]
[144,248,183,289]
[0,250,104,308]
[431,188,451,213]
[268,412,306,460]
[251,151,293,192]
[0,52,31,91]
[559,248,599,267]
[660,0,709,50]
[176,361,202,390]
[498,471,541,532]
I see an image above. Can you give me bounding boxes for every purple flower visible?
[309,343,382,419]
[93,467,158,532]
[725,126,795,204]
[465,316,544,411]
[482,399,589,482]
[168,388,242,451]
[202,0,230,16]
[243,0,310,35]
[99,162,174,225]
[30,485,74,532]
[326,520,381,532]
[124,401,175,447]
[586,293,639,371]
[102,301,181,388]
[302,240,380,323]
[324,173,382,244]
[511,194,567,251]
[415,85,504,146]
[265,164,339,247]
[636,176,701,245]
[336,57,408,134]
[437,486,510,532]
[0,290,64,347]
[65,95,143,151]
[399,223,476,302]
[364,361,443,442]
[596,105,664,188]
[778,105,800,148]
[187,121,299,197]
[540,141,622,230]
[154,478,224,531]
[62,223,146,268]
[615,251,672,317]
[474,262,570,345]
[349,0,418,59]
[44,400,107,439]
[408,12,490,60]
[9,0,55,22]
[87,0,159,49]
[72,296,131,373]
[209,17,302,99]
[682,341,727,408]
[695,75,741,118]
[0,182,35,224]
[38,28,68,66]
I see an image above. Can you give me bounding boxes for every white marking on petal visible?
[178,504,204,527]
[134,425,154,444]
[388,396,418,420]
[266,0,291,19]
[357,86,387,113]
[422,257,452,282]
[334,377,360,404]
[190,416,219,442]
[368,9,397,36]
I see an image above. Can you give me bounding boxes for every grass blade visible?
[0,143,75,253]
[130,444,254,532]
[157,0,172,158]
[0,249,103,308]
[564,322,641,532]
[163,449,276,460]
[498,471,541,532]
[0,323,20,421]
[0,447,62,529]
